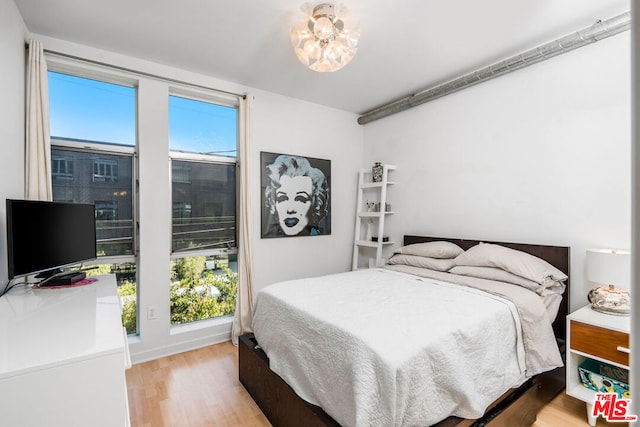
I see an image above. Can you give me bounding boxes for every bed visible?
[239,236,570,427]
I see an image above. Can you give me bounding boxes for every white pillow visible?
[450,265,545,295]
[454,243,568,285]
[388,254,456,272]
[397,241,464,259]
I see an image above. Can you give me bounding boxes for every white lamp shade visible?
[586,248,631,290]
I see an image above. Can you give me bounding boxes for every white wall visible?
[250,90,363,293]
[20,34,362,361]
[0,0,27,288]
[363,32,631,312]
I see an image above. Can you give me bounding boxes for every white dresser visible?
[0,274,131,427]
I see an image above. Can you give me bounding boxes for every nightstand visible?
[566,304,631,426]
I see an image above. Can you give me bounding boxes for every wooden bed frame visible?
[239,236,570,427]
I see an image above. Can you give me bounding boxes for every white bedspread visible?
[252,268,562,427]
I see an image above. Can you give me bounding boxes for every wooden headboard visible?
[403,235,570,342]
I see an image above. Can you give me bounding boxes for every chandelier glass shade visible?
[290,3,359,72]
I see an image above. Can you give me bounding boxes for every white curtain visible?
[232,95,255,345]
[25,39,52,201]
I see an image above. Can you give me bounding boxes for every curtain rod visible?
[27,43,246,100]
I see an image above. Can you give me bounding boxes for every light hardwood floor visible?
[126,341,625,427]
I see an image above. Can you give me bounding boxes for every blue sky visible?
[48,72,237,156]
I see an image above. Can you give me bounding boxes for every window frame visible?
[46,55,243,337]
[48,62,141,336]
[167,91,239,327]
[168,88,239,261]
[47,57,139,267]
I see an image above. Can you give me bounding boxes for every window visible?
[93,159,118,182]
[48,71,135,145]
[52,156,73,180]
[48,71,138,334]
[95,201,118,221]
[172,164,192,184]
[51,148,134,257]
[173,202,192,220]
[171,160,236,252]
[169,94,238,325]
[168,94,237,157]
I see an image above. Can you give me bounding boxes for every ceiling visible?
[14,0,630,115]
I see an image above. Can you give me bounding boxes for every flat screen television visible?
[6,199,97,280]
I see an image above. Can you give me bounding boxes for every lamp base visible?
[589,305,630,316]
[588,285,630,316]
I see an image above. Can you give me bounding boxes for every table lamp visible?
[586,248,631,316]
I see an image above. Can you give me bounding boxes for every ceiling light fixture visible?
[290,3,359,72]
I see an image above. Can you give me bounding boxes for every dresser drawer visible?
[570,320,630,366]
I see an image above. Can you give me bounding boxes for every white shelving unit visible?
[566,305,630,426]
[352,164,396,270]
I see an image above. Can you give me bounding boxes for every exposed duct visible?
[358,11,631,125]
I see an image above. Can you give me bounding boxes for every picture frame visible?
[260,151,331,238]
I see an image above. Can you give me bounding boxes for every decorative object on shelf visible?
[371,236,389,242]
[372,162,383,182]
[290,3,360,73]
[261,151,331,238]
[373,202,391,212]
[365,201,374,212]
[578,359,630,398]
[586,248,631,316]
[365,220,373,241]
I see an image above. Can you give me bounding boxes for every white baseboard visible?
[128,324,232,364]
